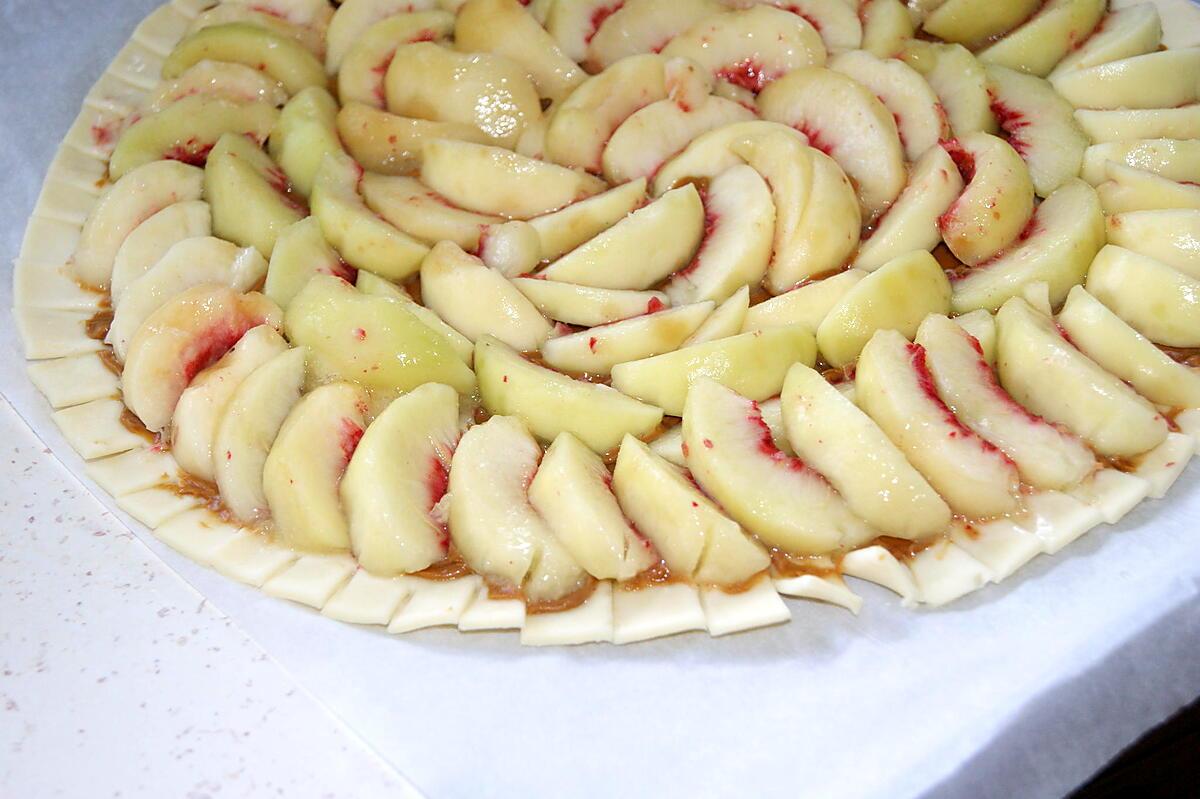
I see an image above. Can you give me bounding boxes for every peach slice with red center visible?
[1104,209,1200,280]
[977,0,1105,78]
[539,183,705,290]
[584,0,724,71]
[780,363,952,539]
[186,4,327,57]
[854,144,964,272]
[511,279,670,327]
[108,236,269,360]
[110,200,212,303]
[141,61,289,114]
[683,378,874,555]
[325,0,442,73]
[475,335,664,453]
[733,131,860,293]
[938,132,1035,266]
[542,54,667,173]
[172,325,290,482]
[651,120,807,196]
[122,285,282,432]
[758,67,905,219]
[528,431,658,581]
[544,0,630,64]
[665,165,774,305]
[1058,286,1200,409]
[267,86,343,198]
[420,138,606,219]
[71,159,205,289]
[600,61,756,185]
[1096,161,1200,214]
[915,314,1094,490]
[213,346,307,522]
[309,151,429,280]
[108,95,280,181]
[920,0,1041,50]
[661,6,826,97]
[611,434,769,586]
[337,11,454,107]
[1051,48,1200,111]
[335,102,492,175]
[449,416,590,603]
[1049,3,1162,77]
[1080,139,1200,186]
[341,381,462,575]
[539,300,714,375]
[995,296,1168,458]
[951,178,1105,313]
[264,216,355,311]
[828,50,949,163]
[162,23,327,95]
[204,132,307,257]
[985,64,1089,198]
[1086,245,1200,348]
[284,273,477,395]
[898,40,997,137]
[455,0,586,101]
[359,173,502,251]
[384,42,542,148]
[856,329,1021,519]
[262,381,369,552]
[527,177,648,260]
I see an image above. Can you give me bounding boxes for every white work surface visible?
[3,2,1200,798]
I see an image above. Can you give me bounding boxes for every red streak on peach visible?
[163,137,216,166]
[907,342,1011,462]
[747,400,811,473]
[988,95,1030,156]
[339,418,365,466]
[717,59,774,94]
[586,2,624,45]
[181,321,253,384]
[646,296,665,314]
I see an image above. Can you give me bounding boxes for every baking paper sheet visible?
[3,2,1200,797]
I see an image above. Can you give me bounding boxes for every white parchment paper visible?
[2,2,1199,797]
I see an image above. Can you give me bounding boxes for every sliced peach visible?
[540,301,713,375]
[610,326,816,416]
[544,0,630,63]
[684,378,873,555]
[511,279,669,327]
[262,382,368,552]
[733,132,860,293]
[419,138,605,219]
[611,434,769,586]
[384,42,542,148]
[161,23,326,95]
[995,296,1168,457]
[661,6,826,97]
[1080,139,1200,186]
[1075,105,1200,145]
[1050,3,1162,76]
[921,0,1041,50]
[1051,49,1200,110]
[325,0,442,73]
[651,119,807,196]
[264,216,353,310]
[539,184,704,290]
[1096,161,1200,214]
[684,286,749,345]
[110,200,212,303]
[528,431,658,581]
[186,4,327,57]
[284,273,477,395]
[857,329,1021,518]
[1086,245,1200,347]
[336,101,492,175]
[337,11,454,107]
[309,151,429,280]
[341,382,461,575]
[474,335,663,453]
[780,363,952,539]
[951,178,1105,313]
[355,271,474,364]
[854,144,964,272]
[829,50,949,162]
[267,86,343,197]
[898,40,997,136]
[1105,209,1200,279]
[222,0,332,27]
[758,67,905,218]
[213,346,307,522]
[360,173,501,251]
[172,325,289,482]
[977,0,1105,77]
[204,132,306,257]
[455,0,585,101]
[108,237,268,360]
[916,314,1094,490]
[527,177,648,260]
[938,133,1035,266]
[122,285,282,432]
[750,0,862,53]
[141,61,289,114]
[859,0,915,58]
[108,95,280,180]
[585,0,723,71]
[740,269,865,333]
[71,159,204,289]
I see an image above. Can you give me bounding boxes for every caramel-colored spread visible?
[85,308,114,340]
[769,549,839,578]
[1098,453,1139,473]
[1159,345,1200,368]
[617,558,678,591]
[118,407,155,443]
[526,577,598,615]
[98,348,122,376]
[169,472,238,523]
[870,535,937,562]
[932,243,971,280]
[412,546,473,581]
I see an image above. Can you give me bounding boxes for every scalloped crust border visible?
[10,0,1200,645]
